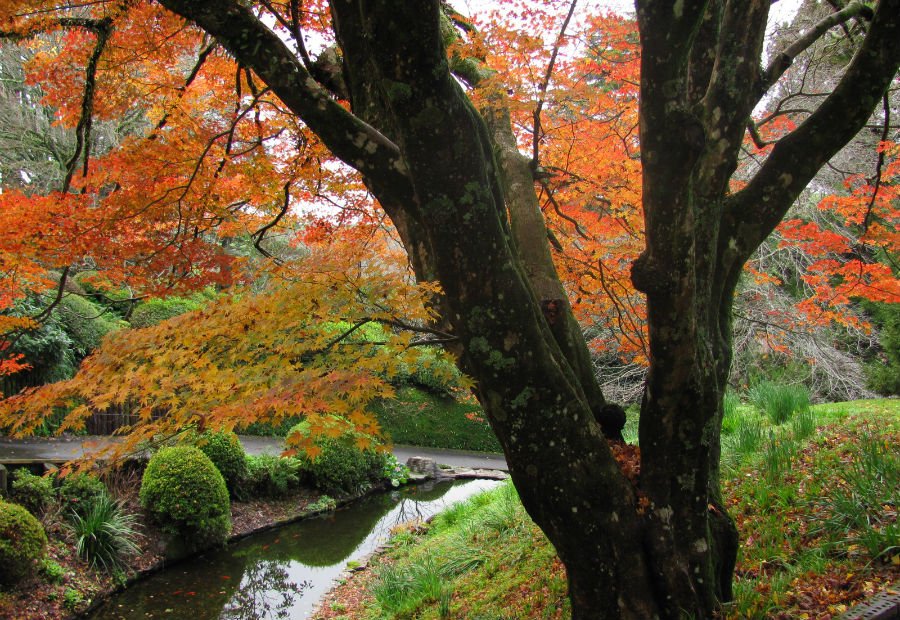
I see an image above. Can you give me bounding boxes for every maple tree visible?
[0,1,898,618]
[2,216,461,460]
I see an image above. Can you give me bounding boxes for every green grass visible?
[814,430,900,561]
[358,481,568,620]
[321,399,900,620]
[68,492,142,573]
[239,398,470,441]
[721,390,742,434]
[243,386,501,453]
[371,387,501,453]
[722,399,900,619]
[747,380,809,425]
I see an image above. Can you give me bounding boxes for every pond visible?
[85,479,501,620]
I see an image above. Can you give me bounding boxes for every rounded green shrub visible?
[59,472,107,516]
[129,297,200,329]
[196,431,247,496]
[287,420,387,496]
[57,295,121,357]
[139,446,231,550]
[11,468,54,515]
[0,500,48,585]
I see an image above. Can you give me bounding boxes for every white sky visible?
[456,1,802,29]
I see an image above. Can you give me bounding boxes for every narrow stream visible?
[86,479,501,620]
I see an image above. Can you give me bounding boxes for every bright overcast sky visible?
[455,0,802,27]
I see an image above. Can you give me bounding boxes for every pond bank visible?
[82,478,504,620]
[0,457,505,620]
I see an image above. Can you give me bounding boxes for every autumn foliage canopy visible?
[0,0,897,449]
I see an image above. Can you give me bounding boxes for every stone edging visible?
[833,592,900,620]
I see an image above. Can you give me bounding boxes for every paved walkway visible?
[0,435,508,471]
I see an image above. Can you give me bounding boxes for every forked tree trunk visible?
[160,0,900,617]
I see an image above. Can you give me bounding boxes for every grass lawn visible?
[313,399,900,620]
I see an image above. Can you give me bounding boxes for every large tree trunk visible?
[160,0,900,617]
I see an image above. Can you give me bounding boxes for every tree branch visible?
[31,267,69,323]
[157,0,409,194]
[61,17,113,194]
[745,118,772,149]
[758,1,874,98]
[253,181,291,262]
[532,0,577,170]
[862,92,891,234]
[725,0,900,262]
[150,39,218,136]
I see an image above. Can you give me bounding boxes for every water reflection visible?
[87,479,499,620]
[222,561,309,620]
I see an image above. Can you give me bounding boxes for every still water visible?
[86,479,500,620]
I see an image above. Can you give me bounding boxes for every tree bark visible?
[482,105,623,436]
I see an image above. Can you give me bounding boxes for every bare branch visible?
[539,179,589,239]
[61,17,113,193]
[862,92,891,234]
[759,2,873,96]
[253,181,291,262]
[532,0,578,169]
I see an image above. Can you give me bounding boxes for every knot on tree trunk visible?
[630,252,668,295]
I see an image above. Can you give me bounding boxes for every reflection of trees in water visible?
[87,481,499,620]
[221,560,310,620]
[366,480,462,543]
[288,480,456,566]
[402,479,455,502]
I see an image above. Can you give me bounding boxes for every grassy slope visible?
[243,385,501,454]
[313,399,900,620]
[370,387,501,453]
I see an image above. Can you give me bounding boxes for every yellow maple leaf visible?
[322,424,344,439]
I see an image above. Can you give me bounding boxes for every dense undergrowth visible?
[313,399,900,620]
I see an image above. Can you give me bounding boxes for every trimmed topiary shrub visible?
[11,468,54,515]
[196,431,247,496]
[0,500,48,585]
[139,446,231,550]
[129,297,201,329]
[287,420,387,496]
[57,295,122,358]
[59,473,107,516]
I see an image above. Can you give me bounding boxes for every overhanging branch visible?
[725,0,900,262]
[757,1,873,99]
